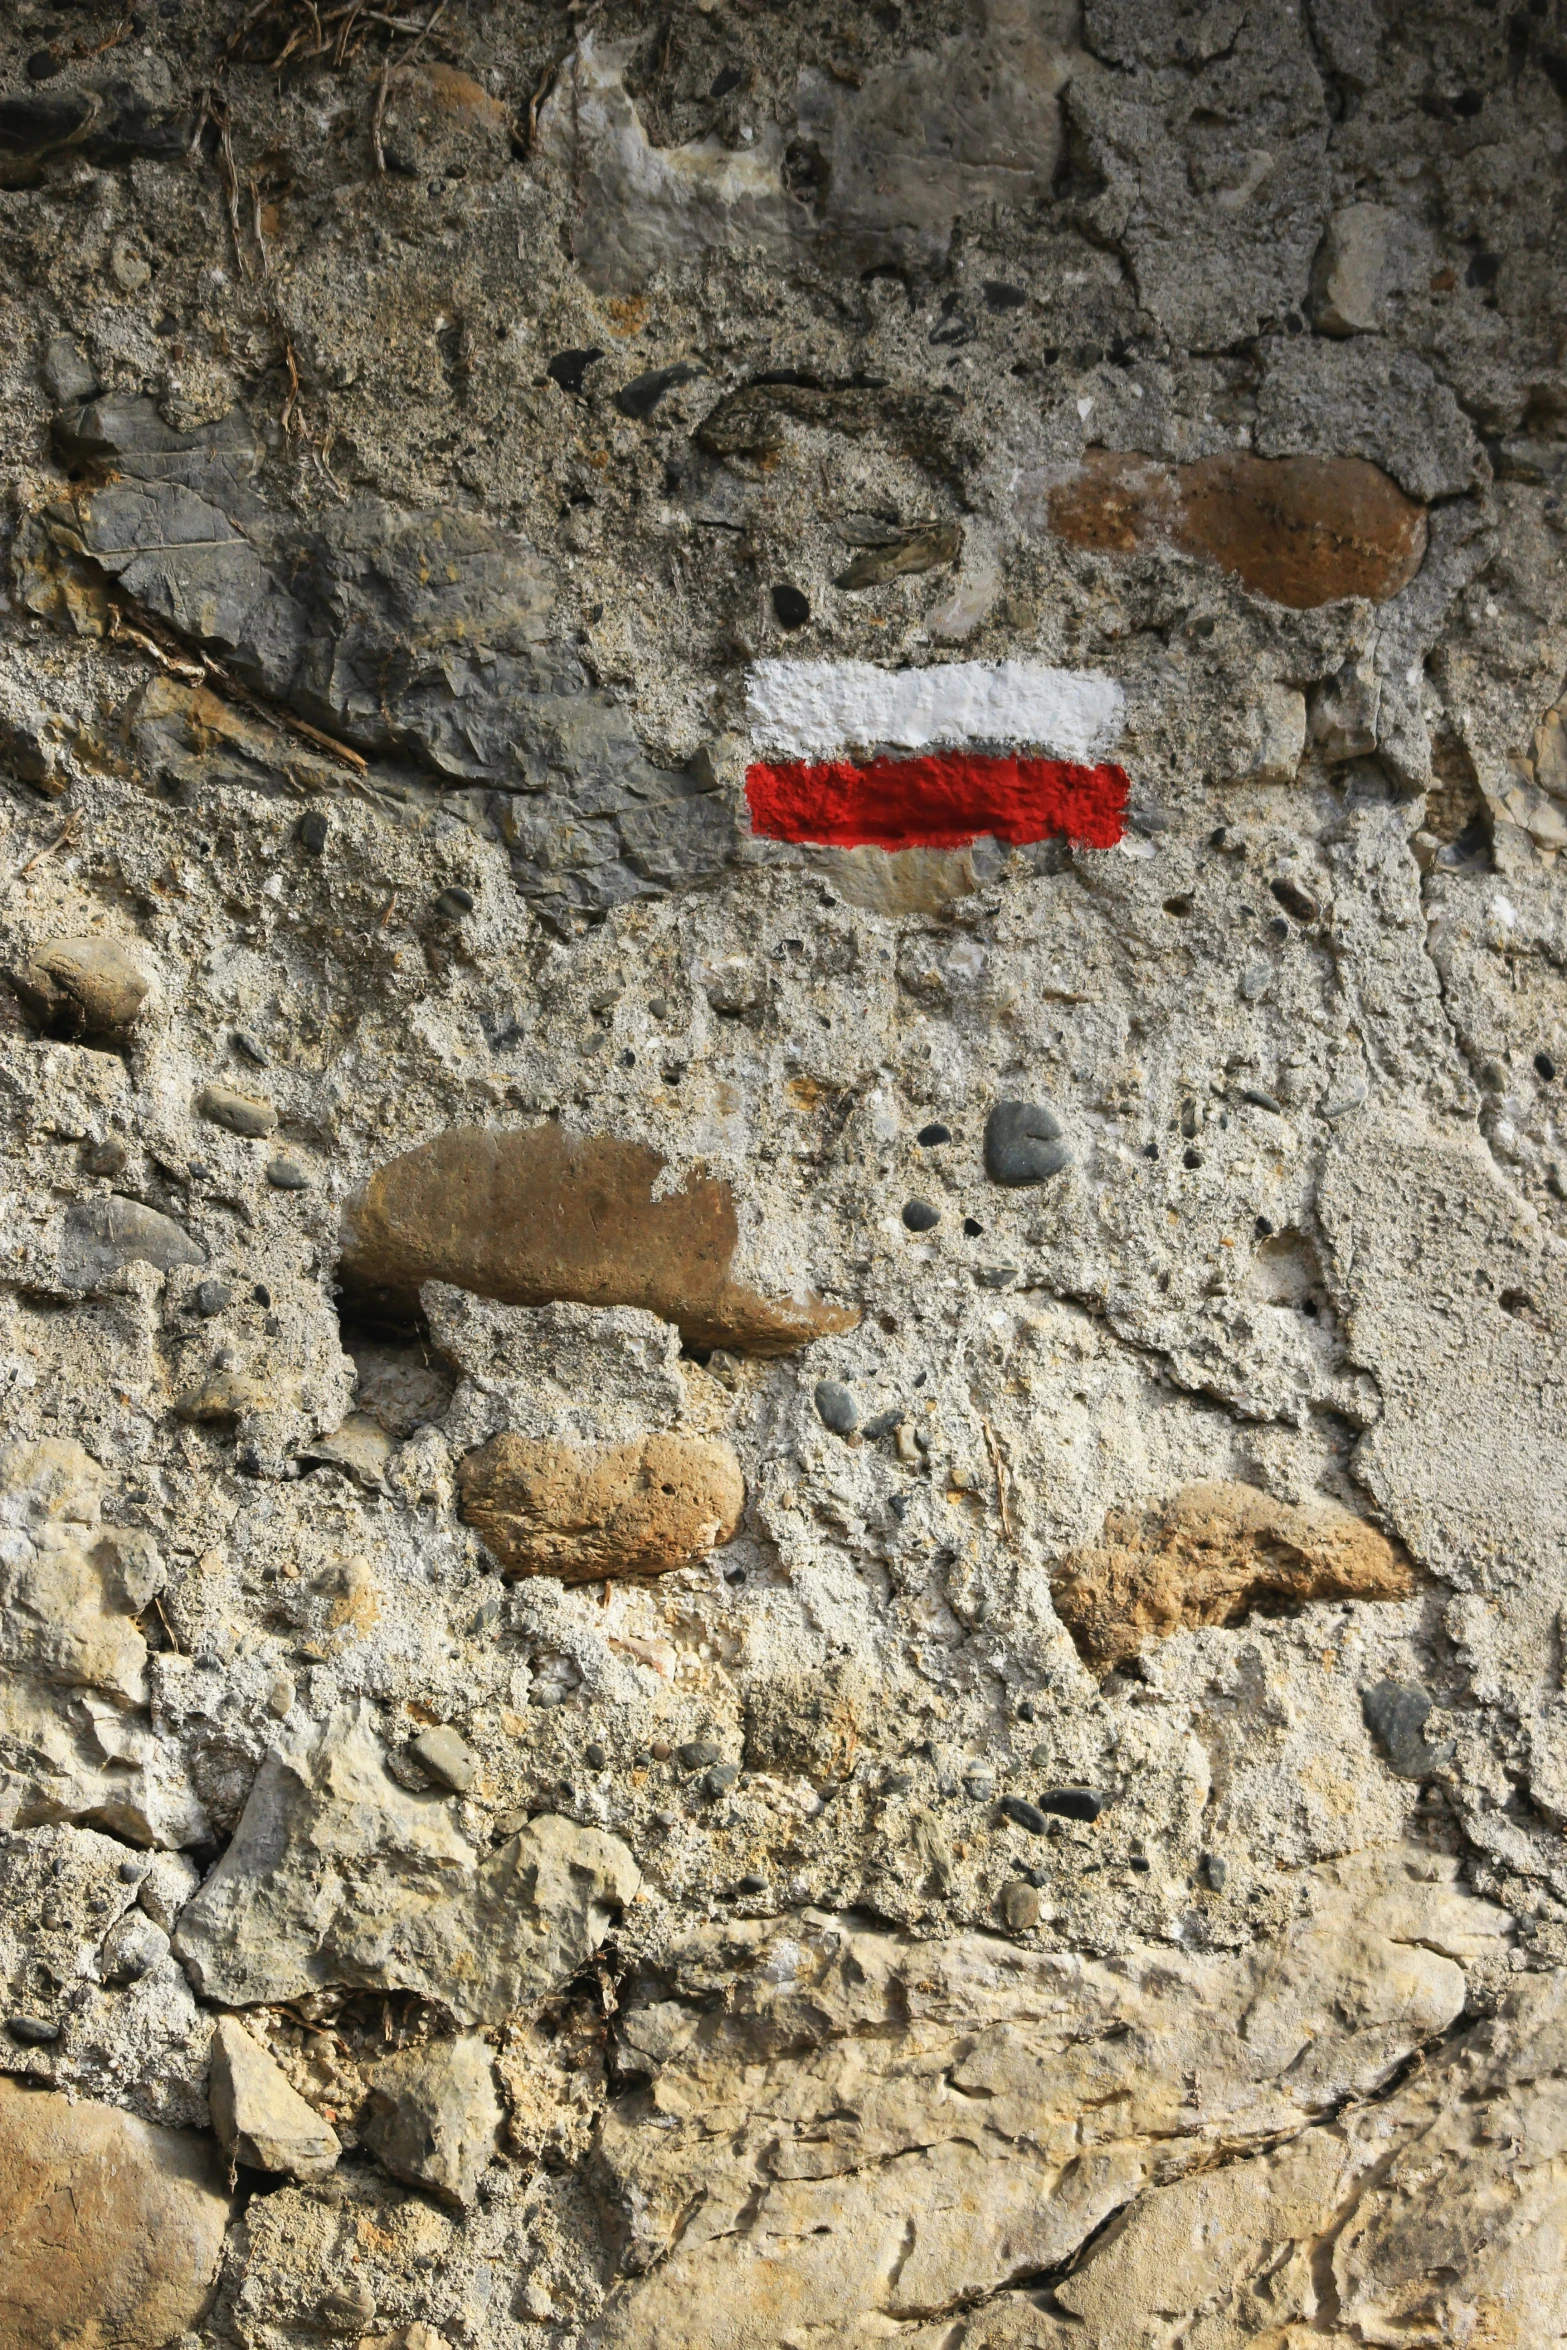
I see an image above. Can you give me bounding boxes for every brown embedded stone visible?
[1047,450,1427,609]
[1052,1480,1411,1671]
[13,934,152,1034]
[0,2075,229,2348]
[458,1430,745,1583]
[338,1123,858,1354]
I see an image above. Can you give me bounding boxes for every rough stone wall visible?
[2,1,1567,2344]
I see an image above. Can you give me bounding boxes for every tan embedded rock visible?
[209,2015,341,2179]
[197,1082,278,1138]
[12,933,153,1035]
[0,2075,229,2348]
[338,1122,858,1354]
[1047,449,1427,608]
[457,1430,744,1582]
[1051,1480,1411,1671]
[1309,201,1435,336]
[173,1700,640,2022]
[359,2035,503,2207]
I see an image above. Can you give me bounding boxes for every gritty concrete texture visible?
[1,0,1566,2343]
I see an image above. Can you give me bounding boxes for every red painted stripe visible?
[745,752,1128,852]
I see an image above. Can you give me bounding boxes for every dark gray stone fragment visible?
[1362,1679,1456,1778]
[985,1102,1071,1185]
[702,1763,740,1798]
[6,2014,60,2044]
[189,1280,233,1318]
[1038,1786,1109,1821]
[678,1739,721,1770]
[614,362,704,420]
[999,1795,1049,1835]
[814,1380,858,1435]
[861,1408,904,1441]
[902,1199,940,1232]
[61,1195,205,1287]
[266,1159,310,1191]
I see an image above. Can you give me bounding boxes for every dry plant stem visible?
[982,1418,1015,1546]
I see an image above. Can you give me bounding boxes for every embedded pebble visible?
[188,1280,233,1318]
[917,1122,952,1145]
[297,810,329,854]
[6,2015,61,2045]
[585,1742,608,1770]
[435,886,476,918]
[266,1159,310,1189]
[1362,1679,1455,1779]
[702,1763,740,1798]
[999,1795,1049,1835]
[814,1379,858,1435]
[984,1102,1071,1185]
[678,1739,721,1769]
[1239,959,1273,1002]
[411,1725,478,1793]
[902,1199,940,1232]
[1038,1786,1110,1821]
[198,1084,277,1139]
[1000,1880,1042,1931]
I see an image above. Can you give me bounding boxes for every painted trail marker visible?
[744,658,1129,853]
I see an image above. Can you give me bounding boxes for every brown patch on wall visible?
[458,1431,745,1582]
[1048,450,1427,608]
[1052,1480,1411,1671]
[339,1123,858,1354]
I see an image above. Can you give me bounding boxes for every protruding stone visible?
[412,1725,478,1793]
[360,2035,503,2207]
[1048,450,1427,609]
[458,1430,744,1582]
[61,1194,205,1288]
[985,1101,1071,1186]
[1309,203,1434,336]
[339,1123,857,1354]
[209,2015,341,2179]
[0,2075,229,2350]
[198,1083,278,1138]
[13,935,153,1035]
[1053,1481,1411,1671]
[1363,1679,1456,1779]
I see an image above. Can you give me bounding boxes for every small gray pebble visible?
[189,1279,233,1318]
[585,1741,608,1770]
[861,1408,904,1441]
[735,1871,767,1895]
[266,1158,310,1190]
[412,1725,477,1792]
[678,1738,721,1770]
[1201,1852,1228,1892]
[814,1379,858,1435]
[296,811,329,855]
[1001,1880,1041,1931]
[435,885,476,917]
[902,1198,940,1232]
[82,1137,128,1177]
[233,1030,270,1066]
[1000,1795,1049,1835]
[701,1762,740,1798]
[917,1122,951,1145]
[984,1101,1070,1186]
[1239,958,1274,1002]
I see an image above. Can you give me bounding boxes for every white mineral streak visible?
[744,658,1127,761]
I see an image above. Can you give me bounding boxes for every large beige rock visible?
[359,2035,503,2207]
[1051,1480,1410,1670]
[209,2016,341,2179]
[0,2075,229,2347]
[173,1701,639,2024]
[591,1850,1509,2344]
[458,1430,744,1582]
[338,1122,857,1355]
[12,933,153,1035]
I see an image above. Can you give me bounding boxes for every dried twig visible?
[14,813,80,882]
[525,45,570,152]
[982,1418,1015,1547]
[371,54,391,171]
[110,590,369,775]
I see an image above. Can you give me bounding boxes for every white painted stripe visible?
[745,659,1124,763]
